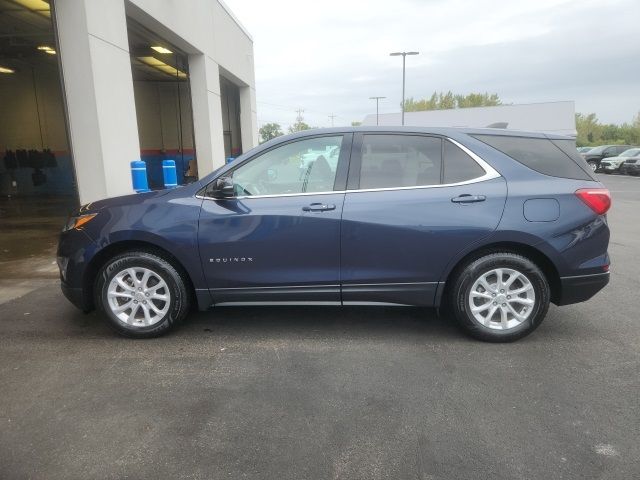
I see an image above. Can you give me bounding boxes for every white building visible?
[0,0,258,205]
[362,101,576,137]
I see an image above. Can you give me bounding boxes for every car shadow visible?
[182,305,463,342]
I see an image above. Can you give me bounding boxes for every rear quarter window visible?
[472,135,595,181]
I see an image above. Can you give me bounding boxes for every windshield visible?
[586,145,608,155]
[620,148,640,157]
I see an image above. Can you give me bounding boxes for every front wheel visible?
[95,251,190,338]
[588,161,598,172]
[449,253,550,342]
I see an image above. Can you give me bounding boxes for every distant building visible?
[362,101,576,137]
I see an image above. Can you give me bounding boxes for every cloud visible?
[225,0,640,128]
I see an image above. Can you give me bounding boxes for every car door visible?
[198,134,352,304]
[340,133,507,306]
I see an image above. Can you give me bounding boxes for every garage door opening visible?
[127,19,197,189]
[0,0,78,265]
[220,75,242,159]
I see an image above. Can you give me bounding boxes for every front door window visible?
[231,136,343,196]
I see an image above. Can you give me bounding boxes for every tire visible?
[449,252,550,342]
[588,161,598,172]
[603,170,611,174]
[95,250,190,338]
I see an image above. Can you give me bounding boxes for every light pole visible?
[389,51,419,126]
[369,96,386,125]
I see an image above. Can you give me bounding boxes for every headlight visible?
[62,213,97,232]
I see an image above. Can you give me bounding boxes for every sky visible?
[223,0,640,130]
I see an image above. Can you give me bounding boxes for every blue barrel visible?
[162,159,178,188]
[130,160,150,193]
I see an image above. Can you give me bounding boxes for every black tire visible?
[95,250,190,338]
[449,252,550,342]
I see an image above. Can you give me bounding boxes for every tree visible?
[259,122,283,143]
[351,121,362,126]
[288,121,311,133]
[403,91,503,112]
[575,112,640,147]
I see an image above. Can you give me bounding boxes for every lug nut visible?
[138,287,142,291]
[507,295,511,299]
[145,293,149,297]
[143,300,147,304]
[133,300,138,304]
[500,289,505,293]
[492,293,496,297]
[493,302,497,305]
[502,303,506,307]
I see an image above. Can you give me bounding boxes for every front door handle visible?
[451,194,486,204]
[302,203,336,212]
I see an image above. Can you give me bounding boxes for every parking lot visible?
[0,174,638,479]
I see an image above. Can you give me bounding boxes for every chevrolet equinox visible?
[58,127,611,342]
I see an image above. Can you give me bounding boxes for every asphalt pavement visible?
[0,174,638,479]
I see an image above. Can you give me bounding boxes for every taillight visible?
[575,188,611,215]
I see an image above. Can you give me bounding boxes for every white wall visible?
[55,0,257,204]
[362,101,577,137]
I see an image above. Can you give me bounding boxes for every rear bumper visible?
[556,272,610,306]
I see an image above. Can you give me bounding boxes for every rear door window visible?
[472,135,594,180]
[443,140,486,183]
[357,135,442,189]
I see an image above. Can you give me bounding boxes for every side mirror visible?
[210,176,235,199]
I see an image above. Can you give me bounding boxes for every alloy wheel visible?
[468,268,535,330]
[106,267,170,326]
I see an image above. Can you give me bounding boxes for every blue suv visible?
[58,127,611,342]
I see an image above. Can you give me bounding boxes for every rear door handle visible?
[451,194,486,204]
[302,203,336,212]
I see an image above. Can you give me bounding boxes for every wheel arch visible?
[83,240,198,312]
[437,241,561,306]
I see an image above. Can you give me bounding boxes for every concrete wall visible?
[54,0,257,204]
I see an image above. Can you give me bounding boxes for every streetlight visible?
[369,96,386,125]
[389,51,419,126]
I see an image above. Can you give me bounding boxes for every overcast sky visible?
[223,0,640,130]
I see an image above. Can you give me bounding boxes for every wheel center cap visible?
[496,294,507,304]
[135,292,144,301]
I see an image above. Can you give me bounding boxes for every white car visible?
[599,148,640,173]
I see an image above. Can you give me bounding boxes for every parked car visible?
[577,146,593,153]
[599,148,640,174]
[58,127,611,342]
[620,157,640,176]
[582,145,636,172]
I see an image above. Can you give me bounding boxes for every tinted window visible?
[443,140,486,183]
[358,135,441,189]
[549,139,597,180]
[231,136,341,196]
[472,135,593,180]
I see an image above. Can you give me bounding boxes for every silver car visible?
[599,148,640,174]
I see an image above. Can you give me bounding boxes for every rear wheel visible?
[449,252,550,342]
[95,251,190,338]
[588,161,598,172]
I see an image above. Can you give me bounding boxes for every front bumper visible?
[61,281,91,311]
[556,272,610,306]
[600,163,620,171]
